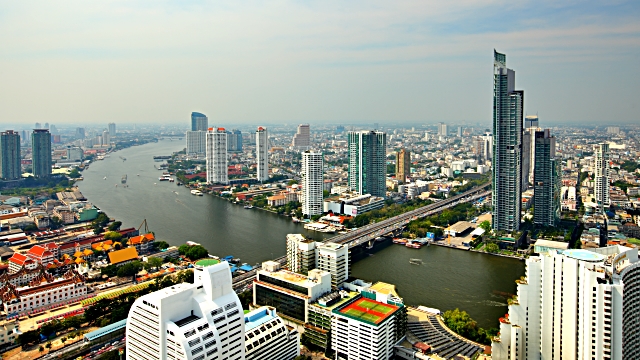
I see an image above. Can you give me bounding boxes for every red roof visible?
[45,242,59,250]
[27,245,53,258]
[9,253,33,265]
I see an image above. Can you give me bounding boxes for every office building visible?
[253,260,332,323]
[286,234,317,275]
[301,151,323,217]
[323,192,385,216]
[191,112,208,131]
[316,243,349,288]
[49,124,57,135]
[492,50,523,232]
[293,124,311,149]
[457,126,462,137]
[75,127,85,139]
[606,126,620,135]
[125,262,245,360]
[492,246,640,360]
[256,127,269,182]
[331,292,405,360]
[0,131,21,180]
[396,149,410,184]
[347,131,386,198]
[437,122,448,136]
[524,115,539,129]
[533,129,559,226]
[522,130,530,191]
[44,122,49,129]
[243,306,300,360]
[206,128,228,184]
[227,130,243,152]
[66,146,83,162]
[31,129,52,178]
[102,130,110,146]
[594,143,610,213]
[186,131,206,155]
[108,123,116,136]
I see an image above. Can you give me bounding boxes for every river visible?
[78,140,524,328]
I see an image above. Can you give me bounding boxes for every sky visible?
[1,0,639,126]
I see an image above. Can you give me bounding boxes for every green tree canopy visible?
[103,231,123,242]
[478,220,491,233]
[107,221,122,231]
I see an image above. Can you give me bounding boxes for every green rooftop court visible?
[195,259,220,267]
[335,297,399,325]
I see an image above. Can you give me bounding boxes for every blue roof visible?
[223,256,234,261]
[84,319,127,341]
[244,308,276,331]
[230,266,238,273]
[239,264,253,271]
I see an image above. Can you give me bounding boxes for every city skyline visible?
[1,1,639,125]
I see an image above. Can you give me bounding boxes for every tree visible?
[68,168,82,178]
[185,245,209,260]
[155,241,170,250]
[39,345,44,353]
[45,342,52,350]
[574,238,583,249]
[117,261,143,278]
[103,231,123,243]
[49,216,63,230]
[485,242,500,253]
[107,221,122,231]
[178,244,190,256]
[478,220,491,233]
[18,330,40,345]
[147,257,163,269]
[60,336,67,344]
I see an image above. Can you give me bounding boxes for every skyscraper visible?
[524,115,539,129]
[492,50,523,232]
[292,124,311,149]
[594,143,610,213]
[108,123,116,136]
[75,127,85,139]
[34,122,41,129]
[125,262,245,360]
[102,130,110,146]
[437,122,448,136]
[348,130,386,198]
[186,131,206,155]
[457,126,462,137]
[533,129,559,226]
[191,112,208,131]
[226,130,243,152]
[206,128,228,184]
[0,131,21,180]
[521,130,531,191]
[396,149,410,184]
[256,127,269,182]
[301,151,323,217]
[31,129,51,178]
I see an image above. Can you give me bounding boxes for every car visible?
[112,341,119,346]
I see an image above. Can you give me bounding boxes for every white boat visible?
[103,177,107,180]
[191,190,203,196]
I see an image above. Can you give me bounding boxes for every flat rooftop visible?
[262,269,319,287]
[244,307,276,331]
[314,291,359,311]
[561,249,607,262]
[335,297,400,325]
[370,282,400,299]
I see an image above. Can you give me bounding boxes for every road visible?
[231,182,491,291]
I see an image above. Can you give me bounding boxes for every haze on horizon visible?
[1,0,639,126]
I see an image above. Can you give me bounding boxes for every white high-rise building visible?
[286,234,317,274]
[206,128,228,184]
[437,122,448,136]
[186,131,207,155]
[301,151,323,217]
[492,246,640,360]
[243,306,300,360]
[292,124,311,149]
[256,127,269,182]
[125,262,245,360]
[316,243,349,288]
[102,130,110,146]
[594,143,610,213]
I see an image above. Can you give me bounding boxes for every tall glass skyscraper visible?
[348,130,386,198]
[191,112,208,131]
[533,129,559,226]
[492,50,523,232]
[31,129,52,178]
[0,130,21,180]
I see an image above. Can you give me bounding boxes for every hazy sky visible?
[1,1,639,126]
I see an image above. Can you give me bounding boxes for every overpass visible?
[232,182,491,291]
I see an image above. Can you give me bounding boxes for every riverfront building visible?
[293,124,311,149]
[206,128,229,184]
[533,129,560,226]
[0,130,21,180]
[491,246,640,360]
[301,151,323,217]
[323,192,385,216]
[348,130,387,198]
[126,262,245,360]
[191,112,208,131]
[396,149,410,184]
[492,50,523,232]
[256,127,269,182]
[316,243,349,288]
[31,129,52,178]
[186,131,206,155]
[286,234,317,275]
[243,306,300,360]
[108,123,116,136]
[595,142,611,213]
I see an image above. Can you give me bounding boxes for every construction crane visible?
[138,219,149,234]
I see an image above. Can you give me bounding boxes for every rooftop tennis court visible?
[338,298,399,325]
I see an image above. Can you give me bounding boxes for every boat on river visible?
[191,190,203,196]
[409,258,424,265]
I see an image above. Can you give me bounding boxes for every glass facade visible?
[254,285,306,322]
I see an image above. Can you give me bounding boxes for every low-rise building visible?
[244,306,300,360]
[0,265,47,287]
[323,192,385,216]
[108,247,139,266]
[0,320,18,346]
[127,233,155,254]
[147,246,180,261]
[7,253,37,273]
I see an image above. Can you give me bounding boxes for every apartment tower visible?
[347,130,386,198]
[533,129,559,226]
[256,127,269,182]
[31,129,51,178]
[492,50,523,232]
[0,131,21,180]
[292,124,311,149]
[301,151,323,217]
[108,123,116,136]
[396,149,410,184]
[206,128,228,184]
[191,112,208,131]
[594,143,610,213]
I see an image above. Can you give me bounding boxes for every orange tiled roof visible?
[108,247,139,265]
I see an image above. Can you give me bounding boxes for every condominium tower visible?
[292,124,311,149]
[125,262,245,360]
[347,131,386,198]
[31,129,51,178]
[301,151,323,217]
[206,128,228,184]
[594,143,610,213]
[396,149,410,184]
[0,131,21,180]
[227,130,243,152]
[186,131,206,155]
[492,50,523,232]
[437,122,448,137]
[256,127,269,182]
[533,129,559,226]
[191,112,208,131]
[108,123,116,136]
